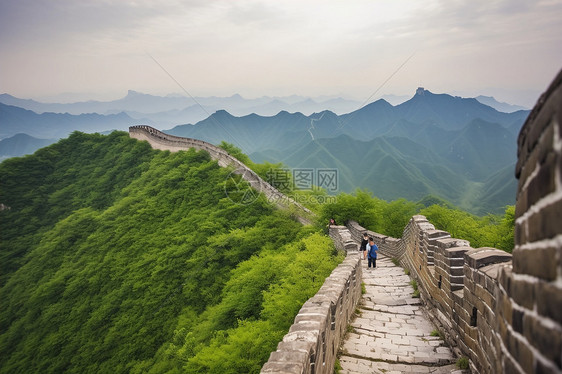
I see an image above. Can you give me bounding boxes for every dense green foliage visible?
[0,132,343,373]
[319,190,514,252]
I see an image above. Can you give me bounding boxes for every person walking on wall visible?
[360,233,369,260]
[367,237,378,270]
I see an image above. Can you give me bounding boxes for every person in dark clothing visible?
[360,233,369,260]
[367,237,378,270]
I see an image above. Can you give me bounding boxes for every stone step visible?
[339,254,458,373]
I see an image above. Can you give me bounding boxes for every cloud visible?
[0,0,560,105]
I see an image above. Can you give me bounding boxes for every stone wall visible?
[128,125,312,223]
[507,68,562,373]
[340,68,562,373]
[261,226,361,374]
[346,217,513,372]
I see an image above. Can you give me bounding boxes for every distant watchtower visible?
[416,87,425,95]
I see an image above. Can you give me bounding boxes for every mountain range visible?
[0,89,527,130]
[0,88,531,214]
[166,88,530,215]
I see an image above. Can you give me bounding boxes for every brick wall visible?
[261,226,362,374]
[347,217,514,373]
[506,68,562,373]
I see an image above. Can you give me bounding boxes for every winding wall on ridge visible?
[128,69,562,374]
[128,125,312,223]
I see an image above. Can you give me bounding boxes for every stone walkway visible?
[339,254,461,374]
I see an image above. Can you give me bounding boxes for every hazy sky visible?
[1,0,561,107]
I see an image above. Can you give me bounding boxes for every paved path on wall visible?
[338,254,460,374]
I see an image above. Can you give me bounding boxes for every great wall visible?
[129,125,312,224]
[130,69,562,373]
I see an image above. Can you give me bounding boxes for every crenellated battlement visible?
[346,217,513,373]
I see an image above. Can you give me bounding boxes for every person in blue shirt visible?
[367,237,378,270]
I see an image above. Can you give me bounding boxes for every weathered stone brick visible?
[437,237,471,250]
[527,197,562,242]
[465,248,512,269]
[528,152,557,208]
[515,220,526,246]
[261,362,305,373]
[449,266,464,277]
[512,308,525,334]
[499,266,513,294]
[523,313,562,367]
[517,144,540,195]
[474,283,494,308]
[464,275,476,294]
[503,354,526,374]
[498,311,509,345]
[537,282,562,326]
[511,277,536,310]
[513,246,557,280]
[294,313,329,325]
[446,246,472,259]
[268,350,309,364]
[538,122,555,163]
[500,292,513,325]
[482,303,496,326]
[515,189,529,220]
[509,333,535,374]
[536,359,558,374]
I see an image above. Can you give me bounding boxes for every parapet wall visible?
[129,125,311,222]
[509,68,562,373]
[347,217,513,373]
[343,68,562,373]
[261,226,361,374]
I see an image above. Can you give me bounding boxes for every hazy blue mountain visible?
[252,132,517,215]
[167,110,314,154]
[475,95,529,113]
[165,88,529,214]
[0,92,362,121]
[0,133,56,161]
[0,103,148,139]
[0,91,196,115]
[394,88,528,130]
[111,104,217,128]
[168,88,529,156]
[440,119,517,180]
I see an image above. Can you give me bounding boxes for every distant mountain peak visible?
[416,87,428,96]
[474,95,529,113]
[125,90,144,98]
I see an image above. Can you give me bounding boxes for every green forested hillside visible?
[0,131,342,373]
[319,190,514,252]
